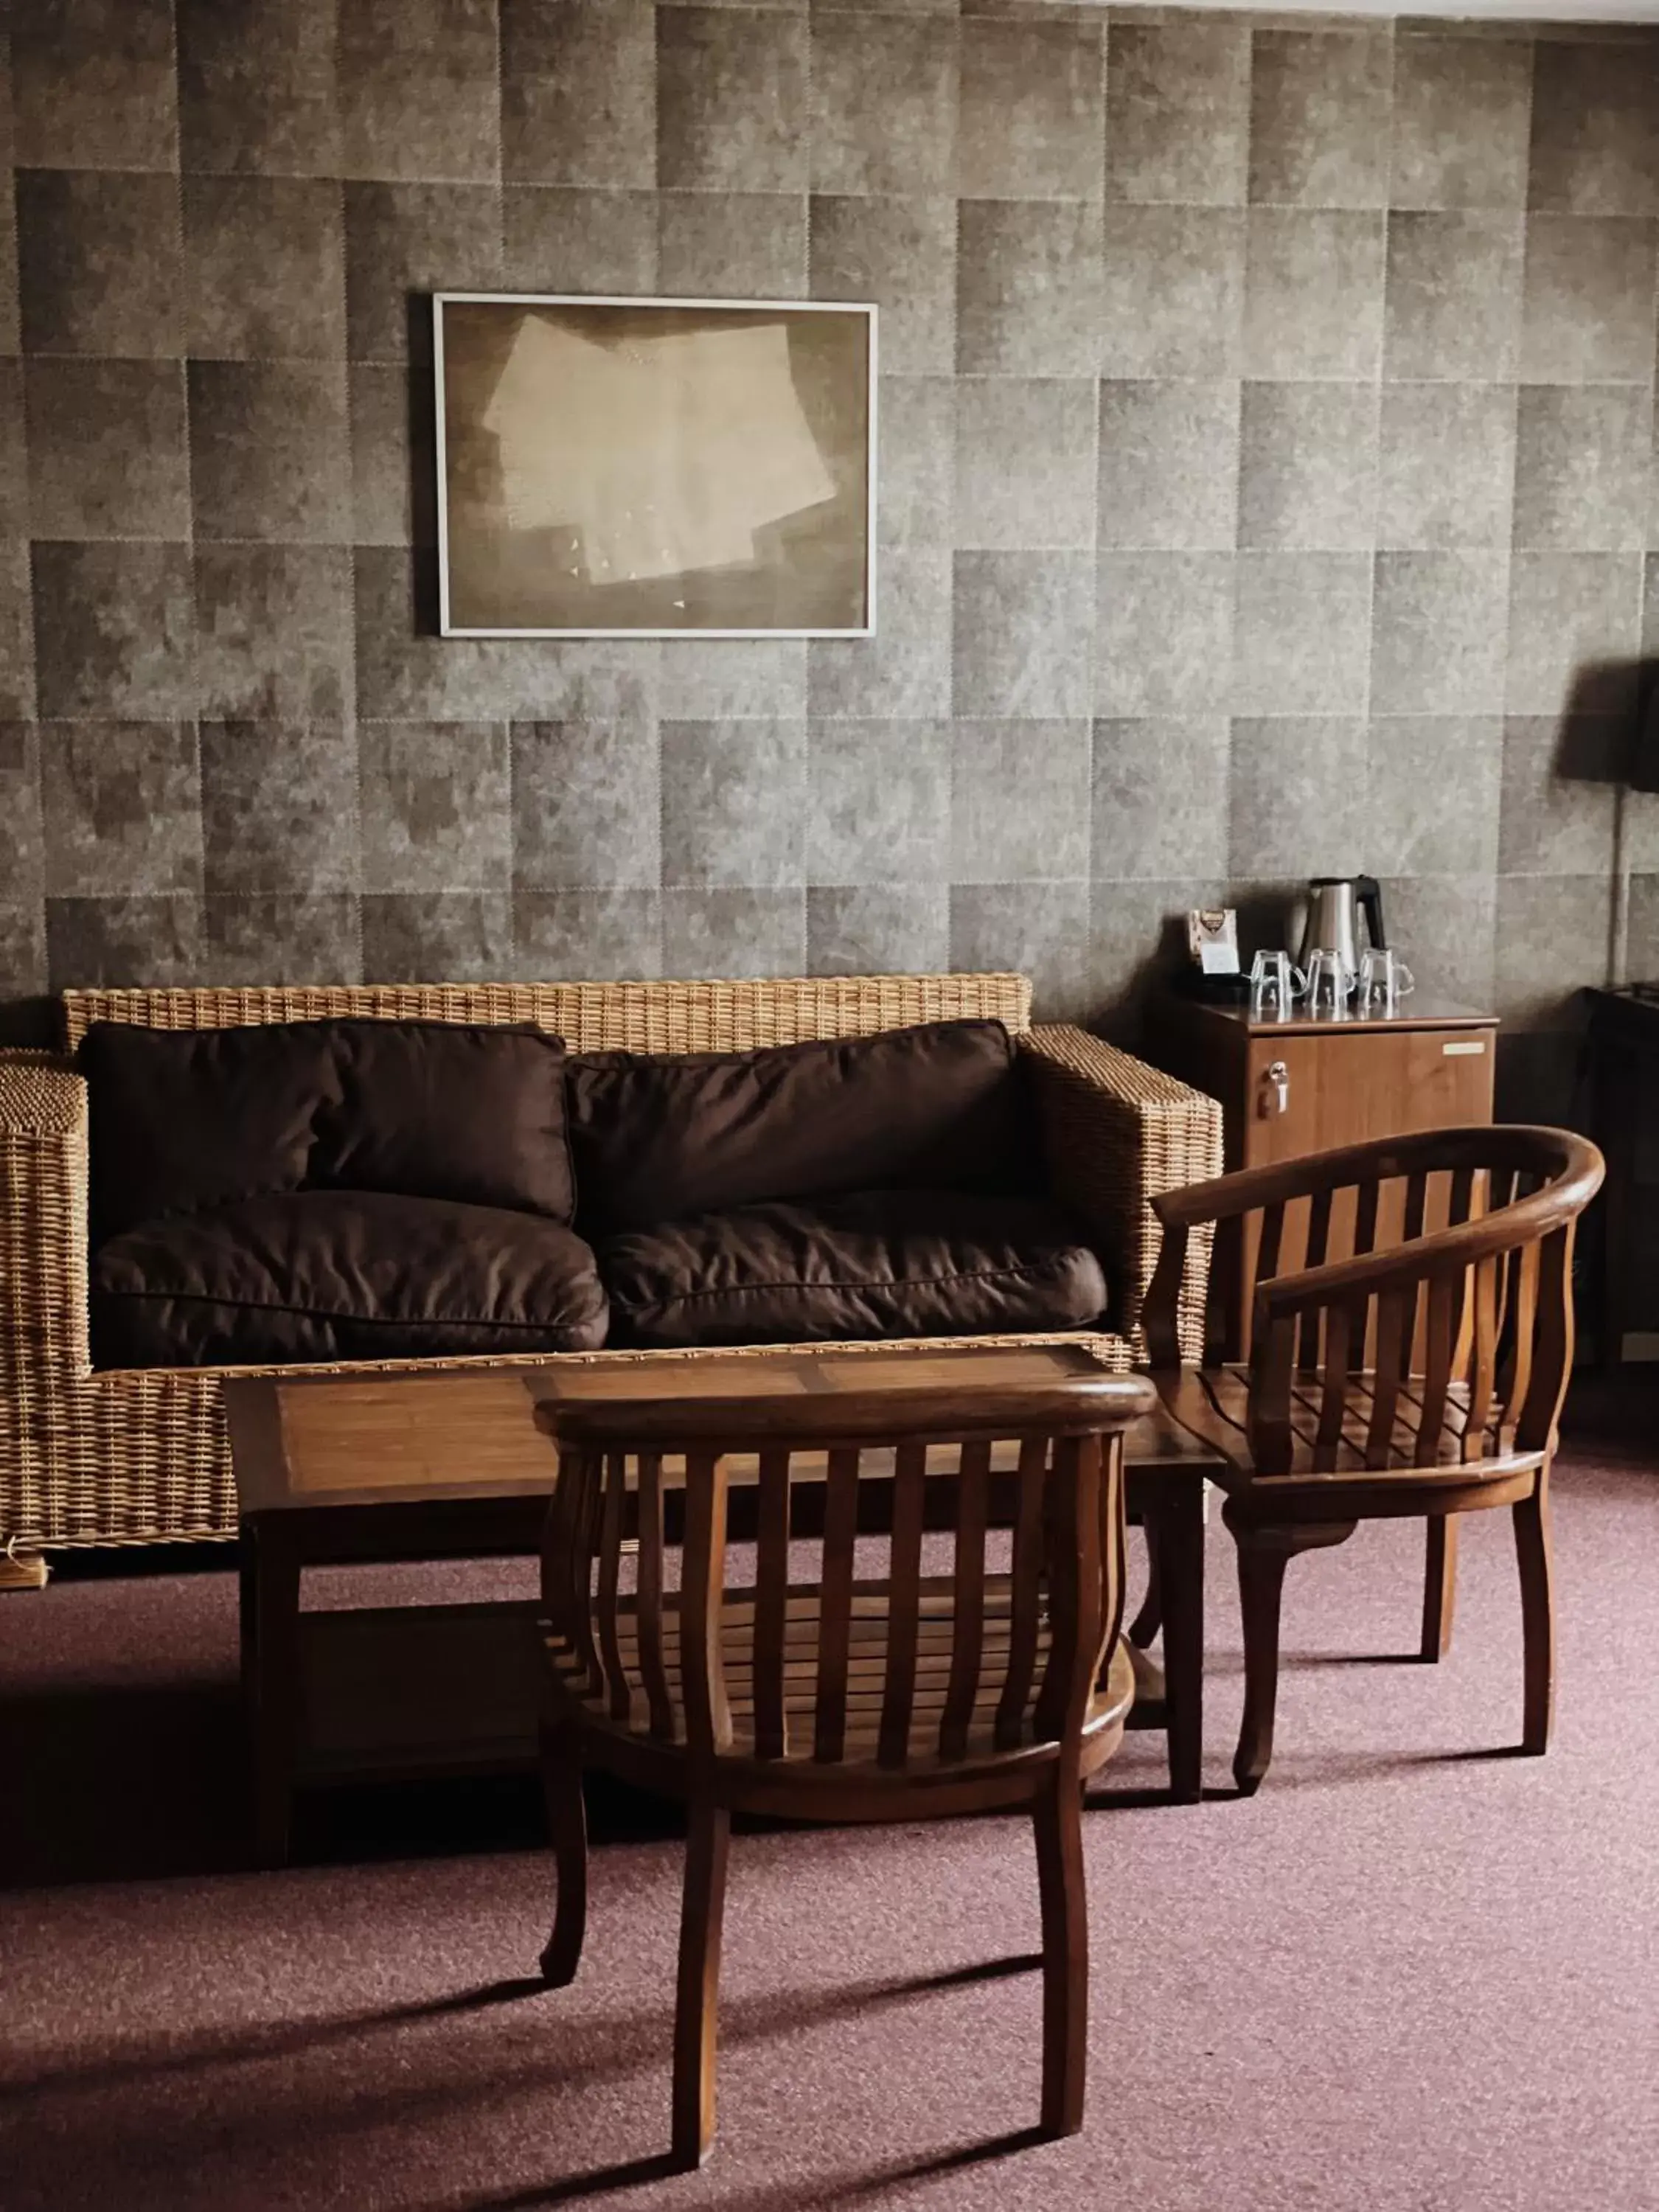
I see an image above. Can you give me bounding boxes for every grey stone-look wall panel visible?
[1098,380,1240,552]
[1237,382,1377,552]
[1,4,1654,1085]
[358,720,512,894]
[12,0,179,175]
[1382,210,1523,381]
[176,0,341,180]
[201,892,363,986]
[33,542,195,720]
[504,189,660,298]
[807,719,950,888]
[1377,383,1517,549]
[1244,209,1385,380]
[1248,30,1392,211]
[0,724,44,908]
[0,546,35,722]
[500,0,656,190]
[806,886,950,978]
[364,891,514,983]
[184,178,349,363]
[0,370,23,545]
[514,718,663,891]
[1390,36,1533,212]
[344,183,504,364]
[661,888,807,979]
[198,722,360,896]
[659,8,810,195]
[338,0,502,187]
[1228,715,1369,879]
[1105,21,1251,209]
[187,362,352,546]
[40,721,204,898]
[1511,385,1654,552]
[950,718,1091,883]
[1092,717,1231,883]
[194,545,354,723]
[1519,217,1659,384]
[1100,206,1245,378]
[809,195,956,376]
[811,13,958,198]
[956,200,1103,376]
[1371,551,1511,714]
[1368,717,1503,878]
[16,170,183,358]
[25,361,190,541]
[881,376,957,550]
[657,192,807,299]
[958,18,1103,204]
[956,377,1093,550]
[1526,43,1659,219]
[1096,552,1235,718]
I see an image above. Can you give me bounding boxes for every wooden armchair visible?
[1141,1127,1604,1795]
[533,1366,1153,2169]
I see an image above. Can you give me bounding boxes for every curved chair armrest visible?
[1151,1125,1602,1234]
[1019,1026,1222,1362]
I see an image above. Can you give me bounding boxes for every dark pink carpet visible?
[3,1383,1657,2211]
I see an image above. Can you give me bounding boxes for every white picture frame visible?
[433,292,878,640]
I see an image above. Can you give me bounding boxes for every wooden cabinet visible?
[1145,995,1498,1355]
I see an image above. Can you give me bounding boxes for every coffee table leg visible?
[1148,1478,1205,1804]
[242,1519,302,1868]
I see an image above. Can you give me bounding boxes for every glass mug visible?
[1249,949,1306,1018]
[1304,947,1352,1019]
[1356,947,1415,1015]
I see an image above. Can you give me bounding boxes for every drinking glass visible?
[1249,949,1305,1019]
[1305,947,1352,1019]
[1355,947,1415,1016]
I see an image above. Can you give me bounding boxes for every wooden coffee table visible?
[225,1343,1217,1865]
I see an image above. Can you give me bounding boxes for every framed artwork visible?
[433,293,877,639]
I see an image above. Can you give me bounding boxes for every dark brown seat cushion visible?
[598,1189,1107,1350]
[89,1191,608,1368]
[568,1019,1034,1235]
[79,1018,574,1246]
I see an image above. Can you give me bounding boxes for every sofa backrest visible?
[60,974,1032,1054]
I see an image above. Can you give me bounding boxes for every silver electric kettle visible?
[1295,876,1386,981]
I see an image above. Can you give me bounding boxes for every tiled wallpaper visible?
[2,0,1659,1103]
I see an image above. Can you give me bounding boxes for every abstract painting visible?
[434,293,876,638]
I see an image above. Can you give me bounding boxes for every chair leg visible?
[672,1798,731,2171]
[1232,1533,1291,1798]
[1032,1764,1088,2139]
[1514,1471,1556,1756]
[538,1719,588,1987]
[1421,1514,1458,1663]
[1227,1518,1354,1797]
[1127,1526,1163,1651]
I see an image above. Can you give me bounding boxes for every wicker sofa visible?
[0,972,1220,1579]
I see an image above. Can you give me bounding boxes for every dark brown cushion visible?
[89,1191,608,1368]
[569,1020,1032,1236]
[599,1189,1107,1350]
[80,1020,340,1246]
[310,1020,574,1220]
[80,1018,576,1247]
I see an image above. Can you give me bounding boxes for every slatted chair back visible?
[1145,1126,1604,1479]
[538,1377,1148,1781]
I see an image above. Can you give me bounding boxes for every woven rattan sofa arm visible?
[1020,1026,1222,1363]
[0,1050,92,1379]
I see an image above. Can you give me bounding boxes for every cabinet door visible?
[1231,1026,1495,1356]
[1245,1027,1494,1168]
